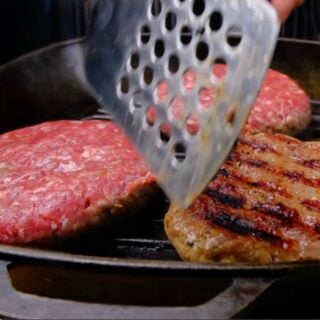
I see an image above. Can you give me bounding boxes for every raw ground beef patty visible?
[155,67,311,136]
[245,68,311,135]
[0,120,157,245]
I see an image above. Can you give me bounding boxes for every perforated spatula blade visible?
[85,0,280,209]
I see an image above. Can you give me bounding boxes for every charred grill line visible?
[301,199,320,213]
[209,168,320,234]
[206,180,298,225]
[282,170,320,188]
[203,180,292,237]
[253,202,299,225]
[240,138,320,174]
[247,181,292,198]
[282,170,303,181]
[219,162,320,237]
[238,138,280,154]
[206,211,283,244]
[205,188,245,209]
[228,152,268,168]
[217,168,229,177]
[314,224,320,233]
[206,179,320,236]
[203,134,320,246]
[230,151,320,188]
[217,166,292,198]
[300,159,320,170]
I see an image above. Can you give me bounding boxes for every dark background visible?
[280,0,320,41]
[0,0,86,65]
[0,0,318,65]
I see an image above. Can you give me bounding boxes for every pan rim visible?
[0,243,320,275]
[0,37,86,71]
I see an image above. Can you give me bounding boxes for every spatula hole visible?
[199,87,215,110]
[151,0,162,16]
[131,91,144,110]
[172,143,187,166]
[140,25,151,44]
[119,77,130,94]
[226,26,242,47]
[183,69,196,91]
[154,39,165,58]
[212,59,228,80]
[168,55,180,73]
[209,11,223,31]
[226,104,237,125]
[156,81,169,103]
[192,0,205,16]
[169,96,185,121]
[180,26,192,45]
[145,106,157,127]
[186,112,200,136]
[143,67,154,85]
[196,41,209,61]
[130,53,140,69]
[165,12,177,31]
[159,123,172,144]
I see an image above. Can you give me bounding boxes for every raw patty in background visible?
[0,120,158,245]
[155,66,311,136]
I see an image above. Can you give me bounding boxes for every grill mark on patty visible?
[217,167,292,198]
[301,200,320,213]
[239,138,320,176]
[314,224,320,233]
[204,178,293,228]
[238,138,280,154]
[205,186,245,209]
[248,181,292,198]
[229,152,268,168]
[205,211,284,244]
[253,203,299,225]
[238,135,320,174]
[298,159,320,170]
[206,180,300,226]
[217,168,230,178]
[230,151,320,188]
[238,138,320,172]
[282,170,320,188]
[205,139,320,238]
[211,170,319,233]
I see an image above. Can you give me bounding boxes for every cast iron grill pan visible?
[0,38,319,319]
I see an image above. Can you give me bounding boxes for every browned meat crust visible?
[165,133,320,263]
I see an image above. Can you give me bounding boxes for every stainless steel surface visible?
[85,0,280,209]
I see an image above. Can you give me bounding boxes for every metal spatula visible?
[85,0,280,209]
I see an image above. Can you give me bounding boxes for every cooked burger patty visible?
[165,133,320,264]
[0,120,157,245]
[156,67,311,136]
